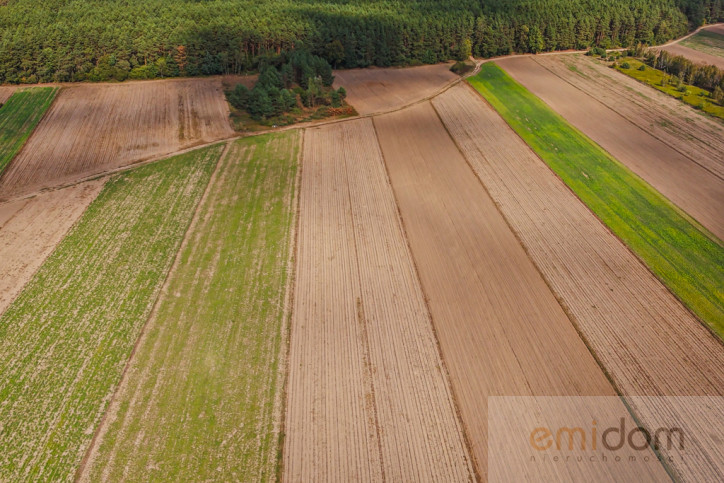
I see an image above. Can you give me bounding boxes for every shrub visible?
[638,64,646,71]
[621,62,631,69]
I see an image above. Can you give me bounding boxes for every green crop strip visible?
[0,87,57,174]
[0,145,221,481]
[469,62,724,337]
[83,132,299,481]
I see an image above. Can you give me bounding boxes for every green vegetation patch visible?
[680,29,724,58]
[0,145,221,481]
[469,62,724,337]
[614,57,724,120]
[0,87,57,174]
[84,132,299,481]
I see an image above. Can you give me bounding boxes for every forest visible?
[0,0,721,84]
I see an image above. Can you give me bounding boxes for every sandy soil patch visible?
[0,78,234,199]
[333,63,457,115]
[497,56,724,241]
[0,179,104,314]
[373,102,663,480]
[434,83,724,480]
[285,118,473,481]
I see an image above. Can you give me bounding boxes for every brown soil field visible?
[0,180,104,315]
[705,24,724,36]
[497,56,724,241]
[285,118,474,481]
[0,78,234,199]
[0,86,16,104]
[533,54,724,179]
[434,83,724,481]
[660,43,724,69]
[333,63,457,115]
[372,102,664,480]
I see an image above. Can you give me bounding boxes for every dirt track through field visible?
[0,180,104,314]
[660,43,724,69]
[533,54,724,179]
[285,119,474,481]
[434,83,724,480]
[373,102,664,480]
[0,78,233,199]
[497,56,724,241]
[334,63,457,115]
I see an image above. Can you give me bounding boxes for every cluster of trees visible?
[227,51,346,120]
[0,0,717,84]
[645,49,724,95]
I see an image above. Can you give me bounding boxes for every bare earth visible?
[705,24,724,36]
[0,179,104,314]
[532,54,724,179]
[0,86,16,104]
[333,63,457,115]
[434,83,724,480]
[285,118,474,481]
[372,102,664,480]
[660,43,724,69]
[497,56,724,241]
[0,78,234,199]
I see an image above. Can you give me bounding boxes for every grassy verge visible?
[680,29,724,58]
[83,132,299,481]
[469,62,724,337]
[0,145,221,481]
[614,58,724,120]
[0,87,57,173]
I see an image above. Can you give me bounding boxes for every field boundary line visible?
[74,142,230,481]
[530,56,724,183]
[275,129,303,483]
[370,113,479,483]
[461,78,724,348]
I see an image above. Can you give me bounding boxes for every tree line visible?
[0,0,719,85]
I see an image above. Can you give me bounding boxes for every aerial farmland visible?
[0,1,723,481]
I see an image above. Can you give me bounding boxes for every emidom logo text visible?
[529,418,684,461]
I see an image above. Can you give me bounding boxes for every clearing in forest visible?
[285,118,473,481]
[434,83,724,481]
[81,133,299,482]
[0,79,233,199]
[470,62,724,337]
[0,145,221,481]
[0,87,57,175]
[373,102,663,480]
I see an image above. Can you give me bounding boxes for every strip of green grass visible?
[615,58,724,120]
[0,145,221,481]
[0,87,57,174]
[469,62,724,337]
[83,132,299,481]
[680,29,724,58]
